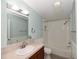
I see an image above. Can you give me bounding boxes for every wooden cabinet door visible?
[29,47,44,59]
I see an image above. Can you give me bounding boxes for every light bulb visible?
[21,10,29,15]
[54,1,61,6]
[11,5,19,11]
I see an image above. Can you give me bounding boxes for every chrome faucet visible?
[20,41,28,48]
[20,36,32,48]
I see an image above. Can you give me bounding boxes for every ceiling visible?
[23,0,74,21]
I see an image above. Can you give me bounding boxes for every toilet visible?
[44,47,52,59]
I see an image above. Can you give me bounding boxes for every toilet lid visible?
[44,47,52,54]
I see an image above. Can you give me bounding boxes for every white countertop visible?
[2,42,44,59]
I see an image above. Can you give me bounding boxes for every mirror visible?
[7,9,28,44]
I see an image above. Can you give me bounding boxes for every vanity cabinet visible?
[29,47,44,59]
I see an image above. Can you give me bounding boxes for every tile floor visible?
[45,54,70,59]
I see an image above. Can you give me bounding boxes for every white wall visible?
[1,0,43,47]
[71,34,76,59]
[1,0,7,48]
[70,2,76,59]
[29,11,43,39]
[69,2,76,32]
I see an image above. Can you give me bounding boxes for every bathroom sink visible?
[16,45,34,55]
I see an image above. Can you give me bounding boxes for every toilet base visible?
[44,53,51,59]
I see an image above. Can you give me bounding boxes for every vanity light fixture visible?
[54,1,61,6]
[7,3,29,16]
[11,5,20,11]
[21,10,29,15]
